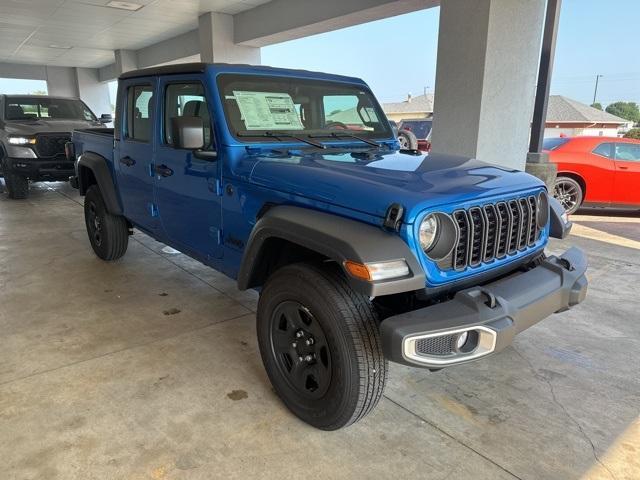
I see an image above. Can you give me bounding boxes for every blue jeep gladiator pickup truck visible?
[68,63,587,430]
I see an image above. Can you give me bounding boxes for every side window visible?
[615,143,640,162]
[592,142,613,158]
[126,85,153,142]
[164,82,213,149]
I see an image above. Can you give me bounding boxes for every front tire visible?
[2,160,29,199]
[84,185,129,261]
[553,176,583,215]
[257,263,387,430]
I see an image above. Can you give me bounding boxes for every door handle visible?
[618,165,629,170]
[120,156,135,167]
[154,164,174,177]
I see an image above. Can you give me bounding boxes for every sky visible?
[1,0,638,108]
[261,0,640,107]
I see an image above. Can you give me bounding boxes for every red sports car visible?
[544,136,640,214]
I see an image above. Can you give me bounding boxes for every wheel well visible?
[78,165,97,195]
[557,172,586,199]
[247,237,330,289]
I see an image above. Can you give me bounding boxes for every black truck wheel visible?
[3,168,29,199]
[257,262,387,430]
[84,185,129,261]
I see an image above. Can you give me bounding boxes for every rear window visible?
[543,137,570,151]
[399,120,432,139]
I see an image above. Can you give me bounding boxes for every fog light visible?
[455,331,469,350]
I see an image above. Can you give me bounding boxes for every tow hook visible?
[479,288,497,309]
[559,258,574,271]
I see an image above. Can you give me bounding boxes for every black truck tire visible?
[257,262,387,430]
[3,167,29,199]
[84,185,128,261]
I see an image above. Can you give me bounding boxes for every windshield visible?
[217,74,393,143]
[542,137,570,151]
[5,97,96,121]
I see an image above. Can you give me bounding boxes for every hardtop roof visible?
[118,62,365,85]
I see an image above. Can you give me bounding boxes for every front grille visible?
[450,194,542,271]
[415,335,456,356]
[35,133,70,158]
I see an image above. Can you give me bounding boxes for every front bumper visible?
[380,247,588,368]
[4,157,75,181]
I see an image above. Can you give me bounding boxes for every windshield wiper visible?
[237,131,326,149]
[309,132,381,148]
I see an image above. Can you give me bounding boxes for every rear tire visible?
[84,185,129,261]
[397,130,418,150]
[553,176,583,215]
[257,263,387,430]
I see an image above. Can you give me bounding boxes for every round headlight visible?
[420,212,458,261]
[419,214,439,252]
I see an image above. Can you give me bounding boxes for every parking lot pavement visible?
[1,182,639,480]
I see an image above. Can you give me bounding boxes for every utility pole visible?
[592,74,603,105]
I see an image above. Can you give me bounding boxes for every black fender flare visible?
[238,205,426,296]
[548,195,572,239]
[76,151,123,215]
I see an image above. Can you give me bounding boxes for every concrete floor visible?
[1,181,638,480]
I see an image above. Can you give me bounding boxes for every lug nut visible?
[298,356,304,362]
[304,354,314,362]
[305,337,314,346]
[295,330,305,338]
[292,342,297,348]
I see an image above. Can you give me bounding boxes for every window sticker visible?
[233,91,304,130]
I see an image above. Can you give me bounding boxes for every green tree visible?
[605,102,640,123]
[624,128,640,140]
[590,102,603,110]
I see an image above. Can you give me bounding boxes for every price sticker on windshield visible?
[233,91,304,130]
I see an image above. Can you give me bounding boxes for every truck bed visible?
[72,128,114,163]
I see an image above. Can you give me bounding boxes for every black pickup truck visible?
[0,95,111,198]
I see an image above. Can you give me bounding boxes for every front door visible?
[115,79,158,231]
[613,142,640,205]
[153,78,223,261]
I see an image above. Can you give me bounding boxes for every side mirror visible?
[171,116,204,150]
[99,113,113,124]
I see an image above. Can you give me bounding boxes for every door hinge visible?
[209,226,222,244]
[148,203,159,217]
[207,178,223,196]
[148,163,155,177]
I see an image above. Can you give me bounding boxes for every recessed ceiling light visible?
[106,1,143,11]
[49,44,72,49]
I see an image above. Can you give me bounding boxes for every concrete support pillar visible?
[75,67,112,116]
[114,49,138,74]
[198,12,260,64]
[45,65,111,117]
[430,0,545,170]
[45,66,80,98]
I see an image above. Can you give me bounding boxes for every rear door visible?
[153,76,223,260]
[613,142,640,205]
[115,78,158,231]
